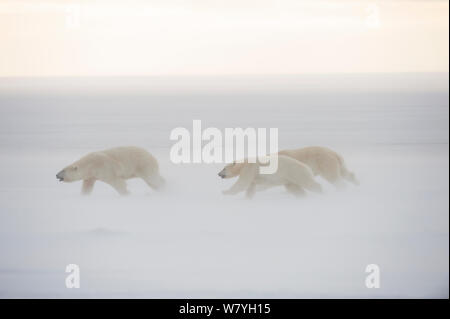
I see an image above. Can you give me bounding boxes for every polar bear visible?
[56,146,165,195]
[218,155,323,198]
[279,146,359,187]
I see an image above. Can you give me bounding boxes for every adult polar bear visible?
[218,155,323,198]
[218,146,358,197]
[279,146,359,187]
[56,146,164,195]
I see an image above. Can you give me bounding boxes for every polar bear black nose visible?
[56,171,64,181]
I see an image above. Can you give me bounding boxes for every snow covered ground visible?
[0,74,448,298]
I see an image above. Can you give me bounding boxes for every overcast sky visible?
[0,0,448,77]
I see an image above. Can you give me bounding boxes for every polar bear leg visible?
[334,153,359,186]
[245,182,257,199]
[320,160,343,187]
[340,166,359,186]
[223,175,252,195]
[106,178,129,195]
[141,174,165,191]
[305,179,323,194]
[284,183,306,197]
[81,179,96,195]
[255,183,277,192]
[223,164,257,195]
[333,179,348,191]
[286,169,323,194]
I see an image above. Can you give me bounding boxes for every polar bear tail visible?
[336,153,359,186]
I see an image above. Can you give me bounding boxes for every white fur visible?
[57,146,164,195]
[222,155,323,198]
[279,146,359,187]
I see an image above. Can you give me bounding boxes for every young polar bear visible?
[56,146,164,195]
[218,155,323,198]
[279,146,359,187]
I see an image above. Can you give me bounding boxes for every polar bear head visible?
[218,162,246,179]
[56,164,82,182]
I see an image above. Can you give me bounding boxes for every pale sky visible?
[0,0,448,77]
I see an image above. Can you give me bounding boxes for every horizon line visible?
[0,71,448,80]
